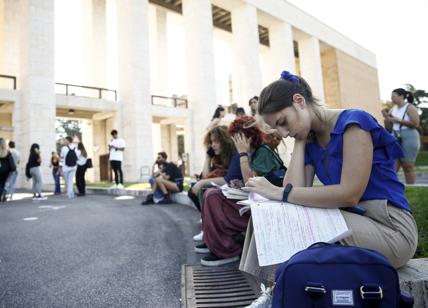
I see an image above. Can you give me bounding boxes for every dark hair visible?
[392,88,414,103]
[157,151,167,160]
[29,143,40,161]
[258,77,318,115]
[8,141,15,148]
[248,96,259,106]
[235,107,246,116]
[228,115,264,150]
[212,106,225,120]
[78,142,87,158]
[65,136,73,143]
[111,129,118,136]
[204,125,236,168]
[30,143,39,153]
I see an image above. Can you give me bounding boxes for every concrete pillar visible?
[0,0,20,77]
[117,0,153,182]
[154,7,169,96]
[268,21,295,81]
[231,2,263,106]
[298,36,325,102]
[182,0,217,174]
[17,0,56,188]
[81,0,107,87]
[169,124,178,163]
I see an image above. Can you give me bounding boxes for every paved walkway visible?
[0,193,200,308]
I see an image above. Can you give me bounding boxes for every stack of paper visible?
[250,195,351,266]
[220,184,249,200]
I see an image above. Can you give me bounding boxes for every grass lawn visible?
[416,151,428,166]
[406,186,428,258]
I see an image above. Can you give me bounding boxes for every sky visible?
[287,0,428,100]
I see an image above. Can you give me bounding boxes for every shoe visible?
[156,196,171,204]
[245,284,273,307]
[38,196,48,201]
[110,184,117,189]
[76,193,85,197]
[32,196,39,201]
[201,253,240,266]
[117,184,124,189]
[194,243,210,254]
[141,194,154,205]
[193,231,204,241]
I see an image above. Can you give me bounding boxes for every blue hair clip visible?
[280,71,299,84]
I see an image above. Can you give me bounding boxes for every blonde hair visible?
[0,138,9,158]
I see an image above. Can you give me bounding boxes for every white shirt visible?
[77,152,87,166]
[109,138,126,161]
[391,103,410,131]
[60,143,79,171]
[10,148,20,166]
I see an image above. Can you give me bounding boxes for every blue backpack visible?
[272,243,414,308]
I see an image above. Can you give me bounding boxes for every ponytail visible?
[406,91,414,103]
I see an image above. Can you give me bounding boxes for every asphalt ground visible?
[0,193,201,308]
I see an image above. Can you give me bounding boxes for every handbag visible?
[85,158,93,169]
[272,242,414,308]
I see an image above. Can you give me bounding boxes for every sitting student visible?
[189,126,236,241]
[195,115,286,266]
[143,158,184,205]
[240,71,417,304]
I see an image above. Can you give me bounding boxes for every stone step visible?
[398,258,428,308]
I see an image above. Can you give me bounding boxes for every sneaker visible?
[117,184,124,189]
[193,231,204,241]
[32,196,39,201]
[156,196,172,204]
[110,184,117,189]
[245,284,273,308]
[201,253,240,266]
[141,194,154,205]
[194,243,210,254]
[38,196,48,201]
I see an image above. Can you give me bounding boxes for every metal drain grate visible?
[181,265,261,308]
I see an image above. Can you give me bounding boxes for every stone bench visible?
[398,258,428,308]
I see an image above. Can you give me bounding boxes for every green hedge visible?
[416,151,428,166]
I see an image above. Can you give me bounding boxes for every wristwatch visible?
[282,183,293,203]
[239,152,249,158]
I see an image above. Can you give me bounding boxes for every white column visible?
[154,7,169,96]
[116,0,153,182]
[268,21,295,81]
[18,0,56,188]
[182,0,217,174]
[0,0,20,77]
[231,2,262,107]
[81,0,107,87]
[298,36,325,102]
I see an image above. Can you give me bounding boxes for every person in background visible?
[143,157,184,205]
[206,106,226,131]
[75,142,88,196]
[0,138,15,202]
[109,129,126,189]
[59,136,78,199]
[235,107,246,118]
[50,151,61,195]
[6,141,20,200]
[27,143,47,201]
[383,88,420,184]
[249,96,259,116]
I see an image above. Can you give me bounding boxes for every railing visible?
[151,95,188,109]
[0,74,17,90]
[55,82,117,101]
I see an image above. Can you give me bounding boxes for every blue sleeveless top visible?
[305,109,411,212]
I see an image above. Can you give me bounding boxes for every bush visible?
[406,186,428,258]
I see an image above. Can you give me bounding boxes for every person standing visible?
[384,88,420,184]
[59,136,78,199]
[248,96,259,116]
[75,142,88,196]
[50,151,61,195]
[6,141,20,200]
[0,138,15,202]
[109,130,126,189]
[26,143,47,201]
